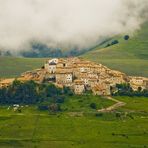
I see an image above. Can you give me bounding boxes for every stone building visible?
[45,61,57,74]
[74,80,85,95]
[92,83,111,96]
[0,78,15,88]
[129,77,148,91]
[20,69,46,83]
[43,57,139,95]
[56,68,73,87]
[144,80,148,90]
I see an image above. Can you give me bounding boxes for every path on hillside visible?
[98,96,126,112]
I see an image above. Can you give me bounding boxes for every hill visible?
[82,22,148,77]
[0,57,46,78]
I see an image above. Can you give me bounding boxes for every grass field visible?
[0,96,148,148]
[82,22,148,77]
[0,57,46,78]
[115,96,148,112]
[61,95,114,112]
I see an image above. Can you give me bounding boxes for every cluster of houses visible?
[0,57,148,95]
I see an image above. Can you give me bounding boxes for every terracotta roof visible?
[17,77,31,82]
[93,84,107,91]
[130,76,148,81]
[89,78,98,81]
[49,61,57,65]
[74,80,84,85]
[56,68,73,74]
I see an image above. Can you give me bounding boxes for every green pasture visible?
[0,96,148,148]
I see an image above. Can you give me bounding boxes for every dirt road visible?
[98,96,126,112]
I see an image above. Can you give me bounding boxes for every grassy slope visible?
[61,95,114,112]
[115,96,148,112]
[82,22,148,77]
[0,96,148,148]
[0,57,46,78]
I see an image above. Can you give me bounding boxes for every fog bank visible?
[0,0,148,52]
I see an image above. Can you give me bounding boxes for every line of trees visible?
[105,35,130,48]
[0,80,73,111]
[112,83,148,97]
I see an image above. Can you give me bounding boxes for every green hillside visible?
[0,57,46,78]
[82,22,148,77]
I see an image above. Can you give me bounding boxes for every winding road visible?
[98,96,126,112]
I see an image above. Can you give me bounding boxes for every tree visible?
[56,96,65,103]
[63,86,73,96]
[0,88,7,104]
[46,84,62,98]
[38,102,49,111]
[111,40,119,45]
[124,35,130,40]
[0,80,68,105]
[114,83,148,97]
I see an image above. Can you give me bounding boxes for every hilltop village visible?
[0,57,148,95]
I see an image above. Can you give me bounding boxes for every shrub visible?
[38,105,49,111]
[106,44,111,47]
[114,83,148,97]
[115,112,121,118]
[49,103,61,112]
[90,103,97,109]
[95,113,103,117]
[63,87,73,96]
[38,102,49,111]
[56,97,65,103]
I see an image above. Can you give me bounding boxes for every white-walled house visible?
[45,61,57,73]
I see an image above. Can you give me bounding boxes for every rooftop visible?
[49,61,57,65]
[74,80,84,85]
[56,68,73,74]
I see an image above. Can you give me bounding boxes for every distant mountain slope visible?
[0,57,46,78]
[82,22,148,77]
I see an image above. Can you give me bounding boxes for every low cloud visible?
[0,0,148,52]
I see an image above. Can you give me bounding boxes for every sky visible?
[0,0,148,53]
